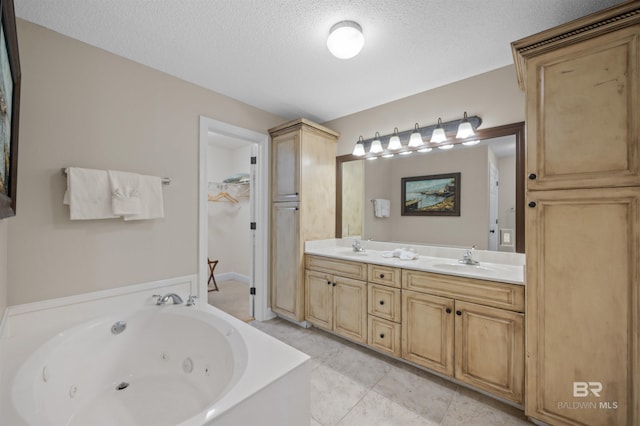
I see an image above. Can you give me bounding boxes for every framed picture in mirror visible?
[401,172,460,216]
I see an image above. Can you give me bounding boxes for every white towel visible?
[380,248,418,260]
[108,170,141,215]
[123,174,164,221]
[63,167,119,220]
[373,199,390,218]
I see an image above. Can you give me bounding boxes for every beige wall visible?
[0,220,7,314]
[324,65,525,156]
[7,20,285,305]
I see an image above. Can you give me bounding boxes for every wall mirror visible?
[336,122,524,253]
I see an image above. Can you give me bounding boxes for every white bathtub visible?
[0,276,310,426]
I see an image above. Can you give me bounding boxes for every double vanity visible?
[304,239,525,405]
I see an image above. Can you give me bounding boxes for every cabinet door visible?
[402,290,454,376]
[454,301,524,404]
[305,270,333,330]
[526,187,639,425]
[333,276,367,343]
[525,26,640,190]
[272,132,300,202]
[270,203,302,321]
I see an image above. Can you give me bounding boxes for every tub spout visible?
[156,293,184,305]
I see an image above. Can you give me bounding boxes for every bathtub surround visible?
[0,275,310,425]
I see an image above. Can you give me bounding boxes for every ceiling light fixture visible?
[327,21,364,59]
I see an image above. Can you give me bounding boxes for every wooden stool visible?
[207,258,219,292]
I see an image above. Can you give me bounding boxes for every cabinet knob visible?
[456,310,462,316]
[379,274,385,279]
[327,280,331,285]
[379,333,385,339]
[332,282,336,287]
[528,173,537,180]
[446,308,452,314]
[528,201,537,208]
[379,300,385,305]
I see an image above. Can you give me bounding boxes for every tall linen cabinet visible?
[269,119,339,322]
[512,3,640,426]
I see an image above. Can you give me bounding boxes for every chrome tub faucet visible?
[155,293,184,305]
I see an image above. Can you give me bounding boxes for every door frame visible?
[198,116,274,321]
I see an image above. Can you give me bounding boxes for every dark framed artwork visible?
[0,0,20,219]
[401,172,460,216]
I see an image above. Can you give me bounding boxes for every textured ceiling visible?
[15,0,625,123]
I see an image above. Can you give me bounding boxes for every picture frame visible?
[401,172,460,216]
[0,0,20,219]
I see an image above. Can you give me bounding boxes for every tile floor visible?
[251,317,533,426]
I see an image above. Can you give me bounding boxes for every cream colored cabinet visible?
[513,3,640,424]
[402,269,525,404]
[269,119,338,321]
[367,264,402,357]
[305,256,368,344]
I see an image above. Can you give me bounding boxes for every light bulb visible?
[327,21,364,59]
[408,123,423,148]
[430,118,447,143]
[388,128,402,150]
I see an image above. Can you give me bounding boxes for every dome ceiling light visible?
[327,21,364,59]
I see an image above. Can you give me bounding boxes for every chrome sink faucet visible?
[155,293,184,305]
[352,239,365,253]
[459,245,479,265]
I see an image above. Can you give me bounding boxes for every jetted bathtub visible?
[4,294,310,426]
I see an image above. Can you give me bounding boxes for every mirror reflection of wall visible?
[341,135,517,252]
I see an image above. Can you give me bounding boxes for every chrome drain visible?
[116,382,129,391]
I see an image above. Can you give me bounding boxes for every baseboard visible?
[216,272,250,285]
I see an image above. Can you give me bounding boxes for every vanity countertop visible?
[305,239,525,285]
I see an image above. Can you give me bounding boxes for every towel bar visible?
[62,168,171,185]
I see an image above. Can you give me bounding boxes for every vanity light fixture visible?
[408,123,424,148]
[370,132,383,154]
[387,128,402,150]
[430,118,447,143]
[352,136,366,156]
[456,112,475,139]
[327,21,364,59]
[352,113,481,159]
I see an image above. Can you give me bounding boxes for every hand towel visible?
[373,199,390,218]
[63,167,119,220]
[108,170,141,215]
[124,174,164,221]
[380,248,418,260]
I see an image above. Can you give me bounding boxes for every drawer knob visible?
[528,201,537,208]
[379,333,385,339]
[446,308,452,314]
[379,274,385,279]
[456,310,462,316]
[332,282,336,287]
[528,173,537,180]
[327,280,331,285]
[379,300,385,305]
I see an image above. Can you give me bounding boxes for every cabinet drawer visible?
[368,284,401,323]
[305,255,367,281]
[368,264,401,288]
[402,270,524,312]
[368,316,401,357]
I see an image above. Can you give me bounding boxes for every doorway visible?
[198,116,273,321]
